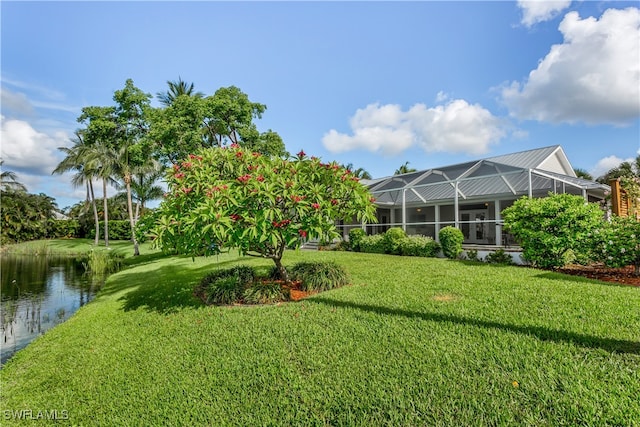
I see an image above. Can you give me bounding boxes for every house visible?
[341,145,610,247]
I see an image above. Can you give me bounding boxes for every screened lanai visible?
[340,146,610,247]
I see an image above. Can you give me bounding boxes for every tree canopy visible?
[144,146,377,281]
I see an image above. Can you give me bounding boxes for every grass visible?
[1,241,639,425]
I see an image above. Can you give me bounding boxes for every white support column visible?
[494,200,502,246]
[402,189,407,231]
[582,188,587,202]
[454,181,460,228]
[435,204,441,243]
[528,169,533,198]
[390,207,396,227]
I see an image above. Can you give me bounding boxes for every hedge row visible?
[348,228,441,258]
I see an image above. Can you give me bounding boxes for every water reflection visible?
[1,255,102,365]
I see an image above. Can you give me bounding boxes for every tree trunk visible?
[102,178,109,247]
[272,256,290,284]
[125,174,140,256]
[89,180,99,246]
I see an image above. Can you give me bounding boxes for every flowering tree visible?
[146,146,377,281]
[592,215,640,276]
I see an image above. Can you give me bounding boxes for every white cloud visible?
[0,116,69,175]
[502,7,640,125]
[1,88,35,116]
[590,155,634,179]
[322,100,505,156]
[518,0,572,27]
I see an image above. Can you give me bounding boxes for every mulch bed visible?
[557,264,640,287]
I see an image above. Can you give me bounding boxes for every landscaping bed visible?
[558,264,640,287]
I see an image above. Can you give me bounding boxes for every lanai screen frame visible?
[341,161,610,247]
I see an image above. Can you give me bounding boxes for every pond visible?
[0,254,101,366]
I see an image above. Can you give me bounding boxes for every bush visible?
[439,226,464,259]
[400,235,440,257]
[591,216,640,276]
[348,228,366,252]
[87,220,133,241]
[358,234,386,254]
[383,227,407,255]
[289,261,349,292]
[465,249,480,261]
[485,248,513,265]
[243,281,285,304]
[197,265,255,305]
[502,194,604,268]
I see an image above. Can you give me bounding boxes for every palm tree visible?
[342,163,372,180]
[156,77,204,107]
[115,159,165,221]
[1,160,27,192]
[574,168,593,181]
[394,161,417,175]
[52,131,102,245]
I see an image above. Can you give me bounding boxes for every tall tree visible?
[394,161,417,175]
[52,130,101,245]
[598,155,640,211]
[574,168,593,180]
[147,85,287,164]
[156,77,204,107]
[78,105,118,247]
[112,79,153,256]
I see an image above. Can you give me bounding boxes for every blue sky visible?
[1,1,639,210]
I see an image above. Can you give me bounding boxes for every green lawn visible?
[1,240,639,425]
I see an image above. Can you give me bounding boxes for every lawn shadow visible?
[311,297,640,355]
[100,257,244,314]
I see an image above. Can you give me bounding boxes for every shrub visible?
[358,234,386,254]
[439,226,464,259]
[87,220,133,241]
[485,248,513,265]
[243,282,285,304]
[400,235,440,257]
[197,265,255,305]
[592,216,640,276]
[348,228,366,252]
[383,227,407,255]
[289,261,349,292]
[465,249,480,261]
[502,194,604,268]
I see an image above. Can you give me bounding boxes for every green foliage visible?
[243,281,285,305]
[485,249,513,265]
[87,220,133,241]
[400,235,440,257]
[79,250,124,275]
[439,226,464,259]
[0,190,58,244]
[502,194,604,268]
[348,228,366,252]
[382,227,407,255]
[591,216,640,275]
[358,234,387,254]
[145,146,377,279]
[147,85,287,165]
[465,249,480,261]
[196,265,255,305]
[289,261,350,292]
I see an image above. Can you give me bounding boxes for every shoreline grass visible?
[1,240,638,425]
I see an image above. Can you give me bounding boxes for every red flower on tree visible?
[298,229,307,238]
[312,203,320,209]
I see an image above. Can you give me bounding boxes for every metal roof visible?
[368,146,609,205]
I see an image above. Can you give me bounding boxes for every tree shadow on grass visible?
[310,297,640,355]
[100,257,244,314]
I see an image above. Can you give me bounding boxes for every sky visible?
[1,0,639,210]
